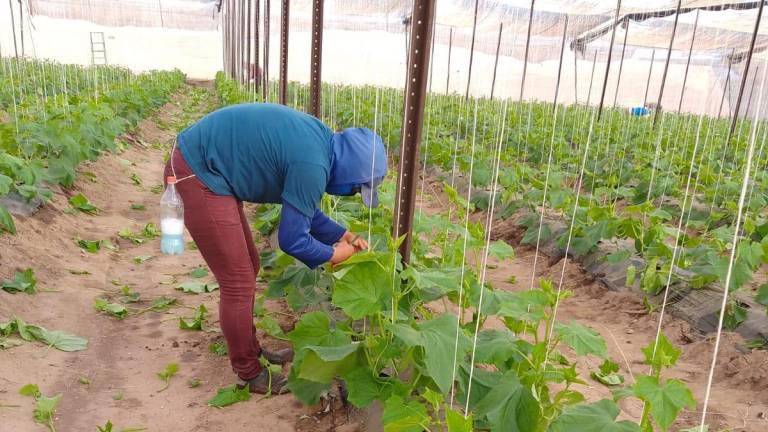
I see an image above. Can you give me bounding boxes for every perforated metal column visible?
[309,0,323,117]
[263,0,270,101]
[490,22,503,100]
[279,0,289,105]
[254,0,260,92]
[393,0,436,264]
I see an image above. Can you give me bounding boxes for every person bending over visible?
[163,103,387,394]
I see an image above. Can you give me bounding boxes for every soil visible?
[0,82,365,432]
[2,82,767,432]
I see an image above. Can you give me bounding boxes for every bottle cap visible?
[166,176,177,185]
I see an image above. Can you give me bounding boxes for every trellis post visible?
[279,0,289,105]
[612,18,629,107]
[309,0,323,117]
[597,0,621,121]
[464,0,480,100]
[677,10,699,113]
[519,0,535,102]
[490,22,503,100]
[263,0,270,101]
[652,0,683,128]
[394,0,436,264]
[728,0,765,141]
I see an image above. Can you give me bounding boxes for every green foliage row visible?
[0,59,185,233]
[216,74,701,431]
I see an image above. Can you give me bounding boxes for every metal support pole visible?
[597,0,622,121]
[279,0,289,105]
[240,0,246,83]
[744,65,759,118]
[255,0,260,92]
[18,0,24,57]
[728,0,764,141]
[394,0,436,264]
[552,16,569,108]
[263,0,271,101]
[519,0,536,102]
[309,0,323,117]
[574,47,579,104]
[643,49,656,108]
[221,2,226,75]
[247,0,252,91]
[464,0,480,100]
[652,0,683,128]
[445,27,453,94]
[9,0,19,58]
[490,23,503,100]
[718,58,733,119]
[613,19,629,107]
[428,21,436,94]
[586,51,598,104]
[677,9,699,113]
[223,0,229,76]
[158,0,165,28]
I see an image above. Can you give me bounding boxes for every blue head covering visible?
[327,128,388,207]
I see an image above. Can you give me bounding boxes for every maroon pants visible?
[164,149,262,380]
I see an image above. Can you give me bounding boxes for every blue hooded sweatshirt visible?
[177,103,387,268]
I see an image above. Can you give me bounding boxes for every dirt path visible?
[0,82,356,432]
[418,178,768,432]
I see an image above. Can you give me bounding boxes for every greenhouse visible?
[2,0,768,431]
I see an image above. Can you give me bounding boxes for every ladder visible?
[90,32,108,65]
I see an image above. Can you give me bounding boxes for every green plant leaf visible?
[590,359,625,387]
[756,283,768,306]
[287,367,331,405]
[207,385,251,407]
[446,408,472,432]
[0,203,16,234]
[189,267,209,278]
[33,393,61,425]
[68,193,100,215]
[342,368,387,408]
[488,240,515,260]
[298,344,360,384]
[641,333,680,371]
[157,362,179,392]
[632,376,695,431]
[1,268,37,294]
[26,325,88,351]
[549,399,640,432]
[176,280,219,294]
[474,371,541,432]
[382,395,430,432]
[19,383,41,397]
[332,260,392,319]
[77,238,102,253]
[179,305,208,330]
[555,321,607,358]
[94,298,128,319]
[392,314,470,395]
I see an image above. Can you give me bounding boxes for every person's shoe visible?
[237,369,289,395]
[261,347,293,365]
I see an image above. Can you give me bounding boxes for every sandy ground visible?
[0,82,366,432]
[416,178,768,432]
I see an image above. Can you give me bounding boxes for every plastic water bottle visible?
[160,176,185,255]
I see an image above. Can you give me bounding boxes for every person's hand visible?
[342,231,369,251]
[330,242,357,265]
